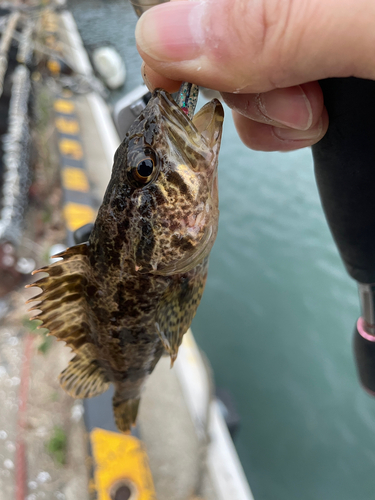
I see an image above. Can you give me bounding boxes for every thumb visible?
[135,0,375,93]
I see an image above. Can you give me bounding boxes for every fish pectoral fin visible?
[155,268,208,366]
[59,345,110,399]
[155,305,182,367]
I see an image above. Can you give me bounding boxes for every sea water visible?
[69,2,375,498]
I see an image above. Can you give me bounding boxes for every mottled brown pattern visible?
[27,90,224,432]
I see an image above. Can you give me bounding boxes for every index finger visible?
[141,62,181,93]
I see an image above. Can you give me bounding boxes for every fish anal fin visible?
[59,346,110,399]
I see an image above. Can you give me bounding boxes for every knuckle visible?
[260,0,303,88]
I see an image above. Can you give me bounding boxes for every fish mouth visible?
[153,89,203,145]
[155,89,190,122]
[141,90,222,276]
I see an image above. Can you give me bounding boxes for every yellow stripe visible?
[90,428,156,500]
[45,35,56,47]
[55,116,80,135]
[63,203,95,232]
[47,59,61,75]
[58,138,83,160]
[44,22,58,31]
[62,168,89,192]
[54,99,75,114]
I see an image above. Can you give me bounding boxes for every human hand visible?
[135,0,375,152]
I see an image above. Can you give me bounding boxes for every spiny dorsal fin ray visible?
[25,290,44,304]
[59,345,110,398]
[26,243,95,351]
[155,259,208,366]
[52,243,89,259]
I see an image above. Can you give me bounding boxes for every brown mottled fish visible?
[27,89,224,432]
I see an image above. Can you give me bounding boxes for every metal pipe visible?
[0,12,20,97]
[358,283,375,337]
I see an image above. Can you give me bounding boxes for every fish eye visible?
[130,148,158,186]
[135,158,154,179]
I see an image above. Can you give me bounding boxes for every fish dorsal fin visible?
[26,243,94,351]
[155,260,208,365]
[59,344,110,398]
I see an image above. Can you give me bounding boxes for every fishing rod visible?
[311,78,375,395]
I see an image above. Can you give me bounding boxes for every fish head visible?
[110,89,224,275]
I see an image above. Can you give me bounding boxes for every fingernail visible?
[135,1,204,62]
[141,62,152,90]
[273,118,323,141]
[258,86,313,130]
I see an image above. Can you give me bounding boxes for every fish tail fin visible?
[112,392,140,433]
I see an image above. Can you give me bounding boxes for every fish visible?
[26,89,224,432]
